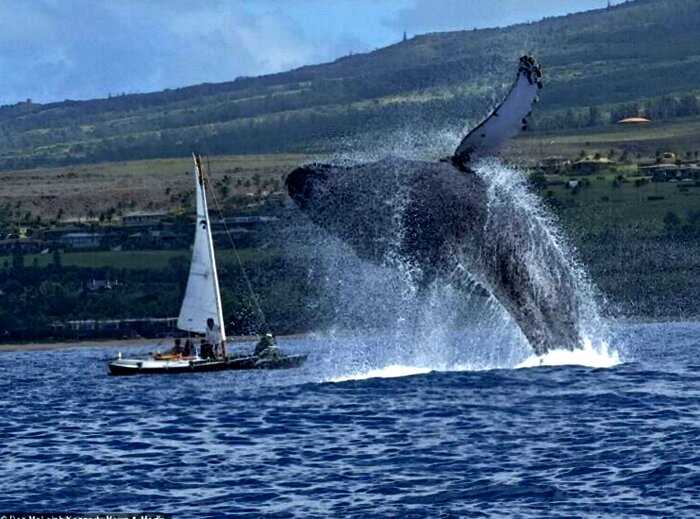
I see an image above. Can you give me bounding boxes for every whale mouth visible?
[286,164,330,210]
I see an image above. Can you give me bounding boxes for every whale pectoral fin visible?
[454,55,543,164]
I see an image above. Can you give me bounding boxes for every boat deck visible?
[108,353,307,375]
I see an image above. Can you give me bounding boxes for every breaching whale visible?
[286,56,585,355]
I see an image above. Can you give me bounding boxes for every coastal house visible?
[86,279,121,292]
[685,164,700,179]
[218,215,279,228]
[0,238,47,254]
[59,216,101,225]
[56,232,102,249]
[146,229,179,248]
[122,211,168,226]
[641,163,700,182]
[570,157,616,175]
[539,156,571,174]
[62,317,179,339]
[617,117,651,125]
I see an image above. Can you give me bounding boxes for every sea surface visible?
[1,321,700,518]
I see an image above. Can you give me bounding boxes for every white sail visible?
[177,154,227,343]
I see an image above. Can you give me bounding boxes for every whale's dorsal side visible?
[453,55,543,166]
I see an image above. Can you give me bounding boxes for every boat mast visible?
[193,153,227,345]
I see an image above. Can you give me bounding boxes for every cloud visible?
[384,0,626,35]
[0,0,363,105]
[0,0,626,106]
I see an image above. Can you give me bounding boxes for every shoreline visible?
[2,318,700,353]
[0,333,311,353]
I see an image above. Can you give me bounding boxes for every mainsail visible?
[177,154,227,344]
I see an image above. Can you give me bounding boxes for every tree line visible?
[532,93,700,131]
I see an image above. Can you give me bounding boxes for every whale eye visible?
[286,165,330,208]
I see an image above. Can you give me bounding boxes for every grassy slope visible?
[2,0,700,168]
[510,116,700,160]
[548,175,700,235]
[2,114,700,223]
[1,248,270,270]
[0,153,310,220]
[2,1,700,324]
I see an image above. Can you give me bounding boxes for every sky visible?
[0,0,625,106]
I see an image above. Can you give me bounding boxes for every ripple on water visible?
[1,323,700,517]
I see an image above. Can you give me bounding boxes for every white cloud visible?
[384,0,626,34]
[0,0,358,105]
[0,0,627,105]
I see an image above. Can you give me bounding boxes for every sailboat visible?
[108,153,307,375]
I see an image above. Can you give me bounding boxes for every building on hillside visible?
[212,228,256,248]
[641,163,700,182]
[219,215,279,227]
[657,151,677,164]
[640,164,679,182]
[539,156,571,174]
[56,232,102,250]
[86,279,121,292]
[147,229,179,247]
[59,216,101,225]
[59,317,178,340]
[617,117,651,125]
[0,239,47,254]
[570,157,616,175]
[122,211,168,226]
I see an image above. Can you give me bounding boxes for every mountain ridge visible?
[2,0,700,169]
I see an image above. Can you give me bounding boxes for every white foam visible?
[516,340,620,369]
[326,342,620,383]
[329,364,432,383]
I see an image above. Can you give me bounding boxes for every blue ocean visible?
[1,321,700,518]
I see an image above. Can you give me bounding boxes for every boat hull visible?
[108,354,308,376]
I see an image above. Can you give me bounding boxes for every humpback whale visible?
[286,56,586,356]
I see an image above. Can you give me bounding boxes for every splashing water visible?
[474,159,612,349]
[289,136,618,378]
[478,160,581,288]
[328,365,433,383]
[516,339,621,369]
[326,338,620,383]
[329,124,464,166]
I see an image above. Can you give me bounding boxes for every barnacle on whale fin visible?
[518,55,543,87]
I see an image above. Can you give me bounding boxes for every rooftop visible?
[618,117,651,124]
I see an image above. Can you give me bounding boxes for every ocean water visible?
[1,321,700,518]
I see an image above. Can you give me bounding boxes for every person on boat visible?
[153,338,183,360]
[255,332,279,358]
[183,339,193,357]
[204,317,227,359]
[203,318,218,359]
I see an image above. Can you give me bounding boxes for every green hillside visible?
[2,0,700,169]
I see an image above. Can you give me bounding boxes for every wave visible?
[328,364,433,383]
[326,338,620,382]
[516,340,620,369]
